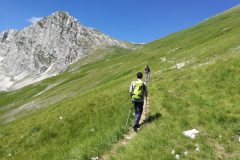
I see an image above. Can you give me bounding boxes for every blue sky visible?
[0,0,239,43]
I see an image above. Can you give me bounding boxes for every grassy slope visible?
[1,6,240,160]
[0,47,138,159]
[111,6,240,160]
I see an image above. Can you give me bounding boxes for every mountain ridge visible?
[0,11,129,91]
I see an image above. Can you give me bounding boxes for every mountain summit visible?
[0,11,127,91]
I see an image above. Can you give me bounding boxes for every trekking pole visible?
[125,107,132,127]
[145,97,148,117]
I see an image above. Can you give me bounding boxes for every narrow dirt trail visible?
[100,97,149,160]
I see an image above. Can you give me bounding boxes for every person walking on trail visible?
[129,72,148,132]
[145,65,151,82]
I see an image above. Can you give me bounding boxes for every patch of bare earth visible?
[214,142,238,159]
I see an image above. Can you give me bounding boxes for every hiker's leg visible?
[133,102,138,128]
[133,102,144,128]
[138,103,143,125]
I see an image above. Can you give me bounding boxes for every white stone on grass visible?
[168,47,181,53]
[91,156,98,160]
[183,129,199,139]
[171,149,175,155]
[222,27,230,32]
[176,62,186,69]
[122,141,127,145]
[195,144,200,152]
[159,57,166,62]
[183,150,188,156]
[59,116,63,120]
[175,154,180,159]
[195,147,200,152]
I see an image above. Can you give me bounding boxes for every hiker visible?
[145,65,151,82]
[129,72,148,132]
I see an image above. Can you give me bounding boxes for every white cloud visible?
[27,17,42,24]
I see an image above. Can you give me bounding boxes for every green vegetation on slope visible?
[110,6,240,160]
[1,5,240,160]
[0,47,138,159]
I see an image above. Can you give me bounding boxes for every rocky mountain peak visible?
[39,11,75,26]
[52,11,70,17]
[0,11,128,91]
[1,29,19,43]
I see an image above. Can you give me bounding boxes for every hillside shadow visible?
[141,112,162,126]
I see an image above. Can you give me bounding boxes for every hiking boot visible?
[135,124,140,128]
[133,127,138,132]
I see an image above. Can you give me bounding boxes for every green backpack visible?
[132,81,144,100]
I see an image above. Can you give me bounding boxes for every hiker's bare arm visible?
[129,81,134,97]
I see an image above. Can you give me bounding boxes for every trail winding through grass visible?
[100,97,149,160]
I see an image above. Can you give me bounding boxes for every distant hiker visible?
[129,72,148,132]
[145,65,151,82]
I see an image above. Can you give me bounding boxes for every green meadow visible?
[1,6,240,160]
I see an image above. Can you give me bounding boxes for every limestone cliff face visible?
[0,11,127,91]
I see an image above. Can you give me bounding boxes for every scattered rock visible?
[195,144,200,152]
[193,61,215,69]
[91,156,98,160]
[229,45,240,53]
[90,128,95,132]
[183,150,188,156]
[175,154,180,159]
[222,27,230,32]
[171,149,175,155]
[183,129,199,139]
[122,141,127,145]
[176,62,186,69]
[168,47,181,53]
[159,57,166,62]
[236,134,240,142]
[59,116,63,120]
[167,89,174,93]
